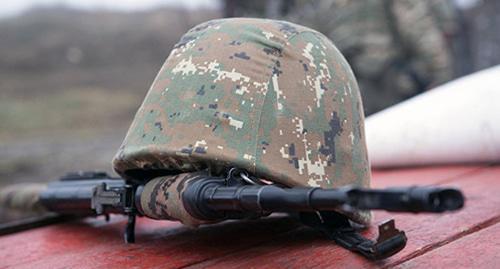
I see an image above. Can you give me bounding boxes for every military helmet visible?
[113,18,371,225]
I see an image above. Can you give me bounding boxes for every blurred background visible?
[0,0,499,222]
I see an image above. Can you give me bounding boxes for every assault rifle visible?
[2,169,464,260]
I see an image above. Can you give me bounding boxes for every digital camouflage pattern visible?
[113,18,371,225]
[0,183,47,213]
[139,172,211,227]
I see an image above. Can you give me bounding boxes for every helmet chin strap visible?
[299,211,407,260]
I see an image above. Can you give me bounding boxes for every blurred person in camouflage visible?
[224,0,458,115]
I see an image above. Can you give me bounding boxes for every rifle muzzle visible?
[345,186,465,213]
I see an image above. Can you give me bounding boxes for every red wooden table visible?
[1,165,499,269]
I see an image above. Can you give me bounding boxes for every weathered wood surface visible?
[1,165,498,268]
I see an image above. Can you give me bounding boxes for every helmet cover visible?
[113,18,371,224]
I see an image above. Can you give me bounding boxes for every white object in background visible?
[365,65,500,168]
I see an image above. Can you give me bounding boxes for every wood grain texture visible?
[190,165,500,268]
[395,221,500,269]
[0,216,301,268]
[0,165,498,269]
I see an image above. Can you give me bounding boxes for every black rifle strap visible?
[299,211,407,260]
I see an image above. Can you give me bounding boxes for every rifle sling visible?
[300,211,407,260]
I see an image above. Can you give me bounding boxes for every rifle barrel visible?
[182,179,464,221]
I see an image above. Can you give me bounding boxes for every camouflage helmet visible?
[113,18,371,225]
